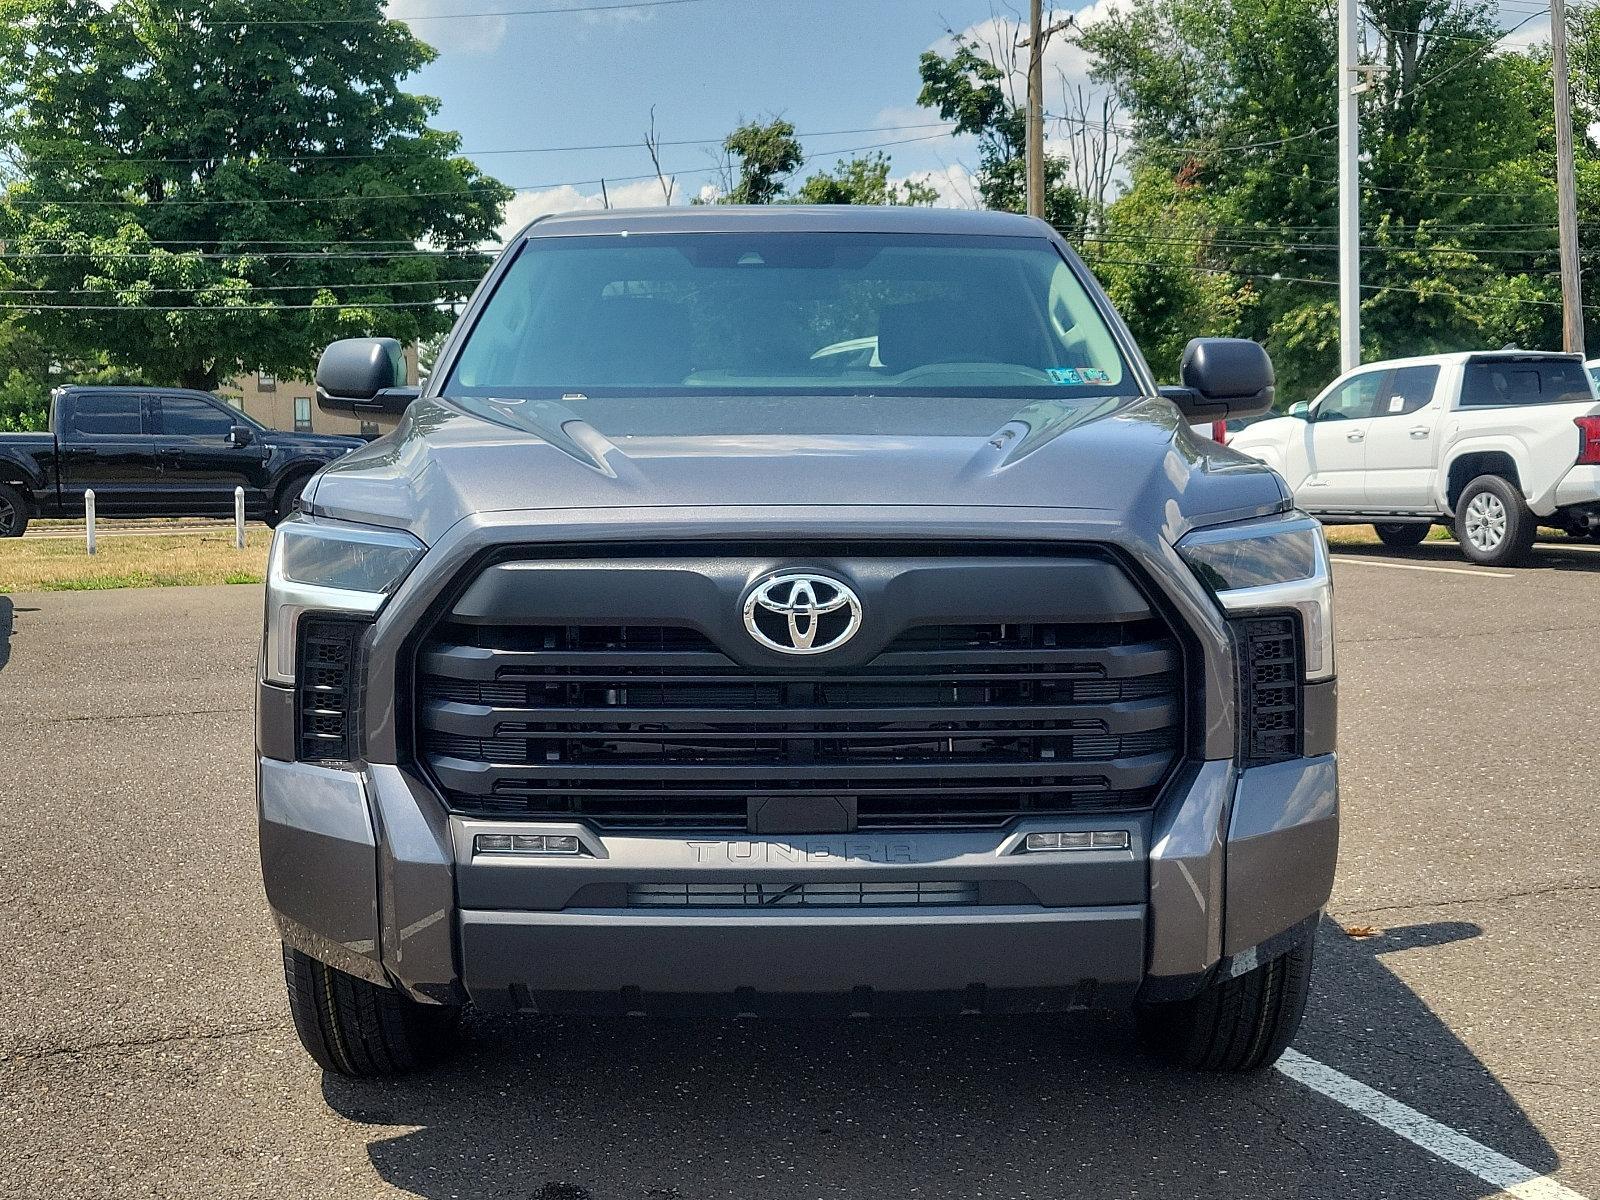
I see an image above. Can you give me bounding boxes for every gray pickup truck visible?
[257,206,1337,1078]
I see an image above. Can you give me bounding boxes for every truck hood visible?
[307,392,1289,546]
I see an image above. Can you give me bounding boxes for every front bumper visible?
[257,506,1338,1012]
[258,740,1338,1013]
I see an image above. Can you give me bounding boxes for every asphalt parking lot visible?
[1,540,1596,1200]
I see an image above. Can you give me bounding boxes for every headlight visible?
[1177,512,1334,679]
[262,515,424,684]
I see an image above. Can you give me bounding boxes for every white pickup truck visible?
[1227,351,1600,565]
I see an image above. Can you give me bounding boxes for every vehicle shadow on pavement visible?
[0,596,13,672]
[322,918,1556,1200]
[1330,537,1600,571]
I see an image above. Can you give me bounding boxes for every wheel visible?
[1455,475,1535,566]
[1373,522,1428,548]
[267,473,314,528]
[0,482,28,537]
[281,944,461,1077]
[1136,923,1315,1072]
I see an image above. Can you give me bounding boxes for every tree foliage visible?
[705,119,938,207]
[715,119,805,205]
[0,0,510,391]
[1080,0,1573,396]
[794,152,939,206]
[917,34,1083,230]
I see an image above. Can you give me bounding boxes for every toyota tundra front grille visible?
[415,587,1186,830]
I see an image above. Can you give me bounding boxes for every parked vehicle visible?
[1228,352,1600,565]
[259,206,1336,1078]
[0,385,362,536]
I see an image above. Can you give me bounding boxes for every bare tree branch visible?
[644,105,675,205]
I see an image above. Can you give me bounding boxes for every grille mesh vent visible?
[628,881,979,908]
[296,618,365,762]
[1233,614,1304,765]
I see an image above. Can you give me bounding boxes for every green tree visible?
[793,152,939,206]
[1082,0,1564,398]
[917,35,1083,230]
[714,118,804,204]
[0,0,510,391]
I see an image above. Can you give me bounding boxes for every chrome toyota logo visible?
[743,573,862,655]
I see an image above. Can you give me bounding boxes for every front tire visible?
[1373,522,1428,548]
[1456,475,1535,566]
[267,473,315,529]
[282,945,462,1077]
[1136,924,1315,1072]
[0,482,29,537]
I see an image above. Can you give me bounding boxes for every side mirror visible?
[226,424,254,448]
[1287,401,1310,419]
[315,337,419,415]
[1159,338,1275,421]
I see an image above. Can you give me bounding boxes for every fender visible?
[1437,433,1535,514]
[0,441,55,498]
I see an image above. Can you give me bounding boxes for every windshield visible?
[444,232,1139,401]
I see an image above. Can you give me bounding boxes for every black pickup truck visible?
[0,385,362,536]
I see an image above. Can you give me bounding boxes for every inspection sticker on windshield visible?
[1049,367,1110,385]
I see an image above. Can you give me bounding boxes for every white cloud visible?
[1498,12,1550,53]
[497,178,672,239]
[578,4,657,23]
[872,104,943,132]
[931,0,1129,105]
[895,163,981,208]
[385,0,508,54]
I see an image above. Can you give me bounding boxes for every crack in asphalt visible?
[1342,622,1591,646]
[42,706,249,725]
[1347,1037,1572,1091]
[1246,1095,1317,1172]
[1336,879,1600,917]
[2,1021,279,1065]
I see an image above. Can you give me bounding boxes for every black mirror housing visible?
[315,337,417,415]
[1162,337,1275,421]
[226,424,254,448]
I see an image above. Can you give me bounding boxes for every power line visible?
[207,0,718,25]
[0,277,487,296]
[0,299,460,312]
[0,248,495,260]
[1083,253,1594,310]
[2,132,957,207]
[1080,231,1560,256]
[14,122,959,167]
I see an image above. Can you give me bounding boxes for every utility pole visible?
[1337,0,1361,373]
[1026,0,1045,217]
[1552,0,1585,355]
[1022,3,1073,219]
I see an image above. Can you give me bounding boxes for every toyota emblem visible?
[743,573,863,655]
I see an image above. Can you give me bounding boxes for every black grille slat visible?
[421,695,1178,735]
[417,605,1185,829]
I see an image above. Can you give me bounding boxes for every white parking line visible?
[1329,555,1514,578]
[1277,1050,1589,1200]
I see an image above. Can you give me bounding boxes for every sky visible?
[384,0,1107,239]
[383,0,1557,243]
